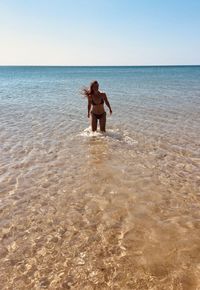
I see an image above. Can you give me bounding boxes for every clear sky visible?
[0,0,200,65]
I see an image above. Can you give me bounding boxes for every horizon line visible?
[0,64,200,67]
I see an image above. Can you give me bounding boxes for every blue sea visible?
[0,66,200,289]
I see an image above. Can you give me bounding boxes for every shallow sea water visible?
[0,66,200,289]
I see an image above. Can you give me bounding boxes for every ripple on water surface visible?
[0,66,200,289]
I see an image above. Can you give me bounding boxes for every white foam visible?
[78,127,138,146]
[79,127,105,138]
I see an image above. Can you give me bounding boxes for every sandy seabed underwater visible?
[0,66,200,289]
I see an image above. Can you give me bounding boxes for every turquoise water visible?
[0,66,200,289]
[0,65,199,136]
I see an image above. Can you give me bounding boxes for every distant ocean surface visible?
[0,66,200,289]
